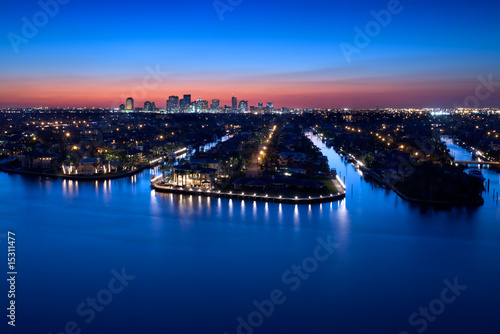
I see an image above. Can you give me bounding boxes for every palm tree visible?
[160,162,173,181]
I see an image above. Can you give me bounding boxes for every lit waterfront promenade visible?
[151,175,346,204]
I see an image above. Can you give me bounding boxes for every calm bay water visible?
[1,134,500,334]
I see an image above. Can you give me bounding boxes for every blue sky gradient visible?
[0,0,499,108]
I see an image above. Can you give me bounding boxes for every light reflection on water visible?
[62,179,79,198]
[228,199,233,219]
[149,191,354,235]
[293,204,300,228]
[278,203,283,224]
[252,201,257,223]
[264,202,269,223]
[2,133,500,334]
[36,133,499,232]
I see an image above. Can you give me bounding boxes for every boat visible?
[467,169,485,181]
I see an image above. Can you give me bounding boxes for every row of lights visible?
[163,186,336,201]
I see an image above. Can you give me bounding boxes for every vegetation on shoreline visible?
[298,111,487,204]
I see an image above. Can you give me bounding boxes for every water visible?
[1,134,499,334]
[442,135,500,197]
[441,136,476,162]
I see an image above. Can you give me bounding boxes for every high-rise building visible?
[119,104,125,111]
[167,96,179,113]
[144,101,153,112]
[211,99,220,112]
[126,97,134,111]
[232,97,237,111]
[267,102,274,110]
[258,102,263,110]
[197,100,208,113]
[179,94,191,113]
[238,100,248,112]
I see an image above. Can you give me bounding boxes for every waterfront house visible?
[20,152,57,169]
[77,158,100,175]
[0,143,25,156]
[109,161,123,172]
[278,152,307,166]
[124,148,144,163]
[172,164,216,189]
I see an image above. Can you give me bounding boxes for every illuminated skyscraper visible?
[267,102,274,110]
[232,97,237,111]
[144,101,153,112]
[258,102,263,110]
[126,97,134,111]
[238,100,248,112]
[180,94,191,112]
[211,99,220,112]
[167,96,179,113]
[196,99,208,113]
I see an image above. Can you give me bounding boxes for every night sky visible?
[0,0,499,108]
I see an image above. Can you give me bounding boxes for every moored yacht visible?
[467,169,485,181]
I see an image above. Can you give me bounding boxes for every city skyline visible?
[3,90,500,112]
[2,1,500,334]
[1,0,499,109]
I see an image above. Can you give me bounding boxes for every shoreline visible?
[390,183,484,207]
[359,166,484,207]
[0,163,158,181]
[152,176,346,205]
[319,133,487,207]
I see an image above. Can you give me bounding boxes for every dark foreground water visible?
[1,134,500,334]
